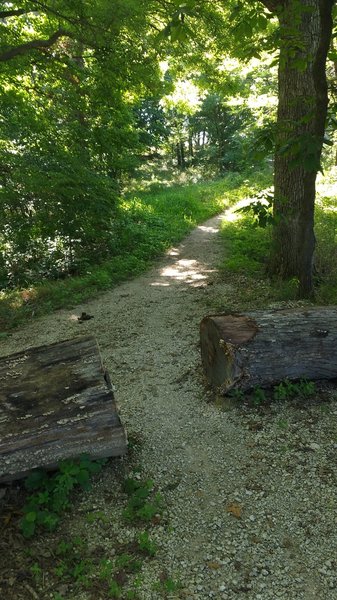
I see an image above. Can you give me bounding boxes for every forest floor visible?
[1,210,337,600]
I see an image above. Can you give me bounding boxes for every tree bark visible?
[266,0,334,298]
[200,307,337,393]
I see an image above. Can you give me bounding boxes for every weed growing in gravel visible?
[228,378,316,407]
[251,386,267,406]
[30,561,43,584]
[273,379,316,401]
[154,576,182,594]
[15,456,174,599]
[20,455,107,537]
[137,531,157,556]
[228,388,245,401]
[109,578,123,598]
[122,477,163,523]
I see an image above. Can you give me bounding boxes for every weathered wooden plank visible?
[0,336,127,482]
[200,307,337,393]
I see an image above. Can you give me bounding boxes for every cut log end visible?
[200,314,258,390]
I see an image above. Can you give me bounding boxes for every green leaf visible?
[77,469,91,490]
[25,470,48,491]
[25,511,37,523]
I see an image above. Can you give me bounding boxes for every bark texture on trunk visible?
[200,307,337,393]
[268,0,334,297]
[0,336,127,482]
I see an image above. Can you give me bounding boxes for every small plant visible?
[228,388,244,401]
[235,189,274,228]
[273,379,298,401]
[251,386,267,405]
[154,576,182,594]
[86,510,108,524]
[99,558,114,580]
[71,559,93,587]
[109,578,122,599]
[56,540,73,556]
[137,531,157,557]
[20,455,107,537]
[273,378,316,401]
[163,578,182,592]
[115,553,142,574]
[297,379,316,397]
[122,478,163,523]
[30,562,43,584]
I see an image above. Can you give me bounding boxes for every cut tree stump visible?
[0,336,127,482]
[200,307,337,393]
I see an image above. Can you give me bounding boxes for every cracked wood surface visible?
[0,335,127,482]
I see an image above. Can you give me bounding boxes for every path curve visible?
[2,213,337,599]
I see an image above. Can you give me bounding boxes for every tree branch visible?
[0,9,28,18]
[0,29,72,62]
[258,0,285,12]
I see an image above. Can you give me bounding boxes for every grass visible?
[2,164,335,331]
[217,166,337,309]
[0,172,248,331]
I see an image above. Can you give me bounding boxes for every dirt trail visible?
[2,213,337,599]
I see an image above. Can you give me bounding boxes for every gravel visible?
[1,212,337,599]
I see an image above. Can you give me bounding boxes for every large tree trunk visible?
[265,0,334,298]
[200,307,337,393]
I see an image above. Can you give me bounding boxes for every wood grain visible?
[200,307,337,393]
[0,336,127,482]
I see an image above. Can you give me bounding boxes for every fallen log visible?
[0,336,127,482]
[200,307,337,393]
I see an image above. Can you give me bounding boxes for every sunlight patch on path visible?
[150,213,225,288]
[160,259,208,284]
[197,224,219,233]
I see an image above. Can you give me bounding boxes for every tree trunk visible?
[200,307,337,393]
[266,0,334,298]
[188,134,194,158]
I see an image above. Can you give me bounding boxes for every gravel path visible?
[2,213,337,599]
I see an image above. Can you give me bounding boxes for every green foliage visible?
[109,579,122,599]
[251,386,267,406]
[0,0,165,289]
[137,531,157,557]
[228,378,316,406]
[122,478,163,523]
[154,577,182,594]
[20,455,107,538]
[273,378,316,402]
[235,189,274,228]
[228,388,244,401]
[278,132,324,173]
[0,175,227,330]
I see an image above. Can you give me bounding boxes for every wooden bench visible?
[0,336,127,482]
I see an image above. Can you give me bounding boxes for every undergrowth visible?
[3,458,177,600]
[218,168,337,308]
[0,169,269,331]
